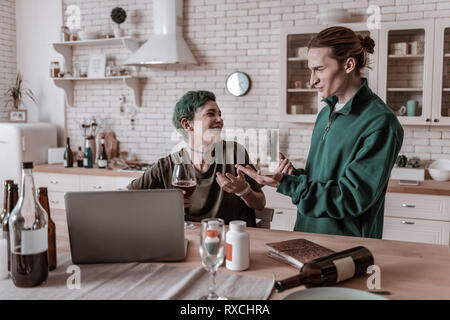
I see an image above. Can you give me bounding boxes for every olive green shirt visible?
[127,141,261,226]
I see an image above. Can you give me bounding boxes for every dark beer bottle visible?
[83,140,93,168]
[77,146,83,167]
[37,187,56,271]
[0,180,14,223]
[97,138,108,169]
[9,162,48,287]
[275,246,374,292]
[64,137,73,168]
[2,183,18,271]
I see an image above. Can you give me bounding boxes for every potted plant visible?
[4,73,37,122]
[110,7,127,38]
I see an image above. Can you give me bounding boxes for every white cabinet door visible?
[79,175,116,191]
[34,172,79,192]
[384,192,450,221]
[271,208,297,231]
[383,217,450,245]
[115,176,136,190]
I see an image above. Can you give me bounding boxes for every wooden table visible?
[52,209,450,300]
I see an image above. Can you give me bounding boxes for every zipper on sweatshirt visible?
[322,110,340,141]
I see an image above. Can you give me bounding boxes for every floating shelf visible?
[51,37,143,108]
[287,88,316,92]
[287,57,308,62]
[444,53,450,58]
[53,76,141,108]
[387,88,423,92]
[443,88,450,92]
[388,54,424,59]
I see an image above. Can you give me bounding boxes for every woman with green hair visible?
[127,90,266,226]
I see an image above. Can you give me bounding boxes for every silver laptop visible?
[64,189,187,264]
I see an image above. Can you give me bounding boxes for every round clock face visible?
[226,72,251,96]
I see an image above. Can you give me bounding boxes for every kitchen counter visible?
[34,164,142,178]
[45,208,450,300]
[35,164,450,196]
[388,179,450,196]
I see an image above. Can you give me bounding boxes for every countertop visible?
[34,164,142,178]
[35,164,450,196]
[49,208,450,300]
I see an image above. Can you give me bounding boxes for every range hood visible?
[124,0,197,66]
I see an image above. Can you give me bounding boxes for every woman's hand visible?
[236,152,295,187]
[215,169,249,194]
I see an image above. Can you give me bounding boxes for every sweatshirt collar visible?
[322,78,373,115]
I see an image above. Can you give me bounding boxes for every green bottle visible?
[83,139,93,168]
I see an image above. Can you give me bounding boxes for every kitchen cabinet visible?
[51,37,142,107]
[432,18,450,126]
[280,23,379,123]
[378,20,435,126]
[382,192,450,245]
[262,186,297,231]
[34,171,136,210]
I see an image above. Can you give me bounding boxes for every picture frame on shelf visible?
[87,53,106,78]
[8,110,27,123]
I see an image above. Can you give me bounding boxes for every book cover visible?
[266,238,335,269]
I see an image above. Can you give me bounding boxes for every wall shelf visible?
[53,76,142,107]
[51,37,142,108]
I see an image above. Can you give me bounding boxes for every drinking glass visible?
[199,218,227,300]
[172,163,197,229]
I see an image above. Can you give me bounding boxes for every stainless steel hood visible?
[124,0,197,66]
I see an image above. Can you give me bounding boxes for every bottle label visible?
[226,242,232,261]
[333,256,356,283]
[98,159,107,167]
[83,158,88,166]
[14,227,48,255]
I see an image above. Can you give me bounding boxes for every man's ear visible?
[344,57,357,74]
[180,118,193,131]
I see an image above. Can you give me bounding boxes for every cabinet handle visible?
[401,204,416,208]
[401,220,415,225]
[434,119,439,123]
[426,118,431,122]
[50,180,59,184]
[275,211,284,214]
[50,200,59,204]
[93,185,102,189]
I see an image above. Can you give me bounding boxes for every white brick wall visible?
[60,0,450,164]
[0,0,16,122]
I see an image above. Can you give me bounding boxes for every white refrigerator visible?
[0,122,57,208]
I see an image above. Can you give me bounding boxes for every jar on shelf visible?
[50,61,60,78]
[60,26,70,42]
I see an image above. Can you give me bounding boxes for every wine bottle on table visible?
[0,180,14,227]
[97,138,108,169]
[37,187,57,271]
[2,182,18,271]
[9,162,48,287]
[83,139,93,168]
[275,246,374,292]
[77,147,83,167]
[64,137,73,168]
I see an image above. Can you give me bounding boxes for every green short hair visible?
[172,90,216,129]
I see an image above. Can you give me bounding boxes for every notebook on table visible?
[65,189,188,264]
[266,238,335,269]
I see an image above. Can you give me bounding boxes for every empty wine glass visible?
[199,218,227,300]
[172,163,197,229]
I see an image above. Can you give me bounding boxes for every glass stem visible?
[208,270,217,299]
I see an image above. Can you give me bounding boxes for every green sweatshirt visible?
[277,78,404,238]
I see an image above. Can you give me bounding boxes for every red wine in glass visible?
[172,180,197,199]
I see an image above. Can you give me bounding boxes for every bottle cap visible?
[229,220,246,232]
[21,162,33,169]
[206,229,218,238]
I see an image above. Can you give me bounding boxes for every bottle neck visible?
[85,140,90,148]
[18,168,38,225]
[275,271,309,292]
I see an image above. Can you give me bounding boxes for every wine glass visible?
[199,218,227,300]
[172,163,197,229]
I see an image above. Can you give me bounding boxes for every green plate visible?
[282,287,389,300]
